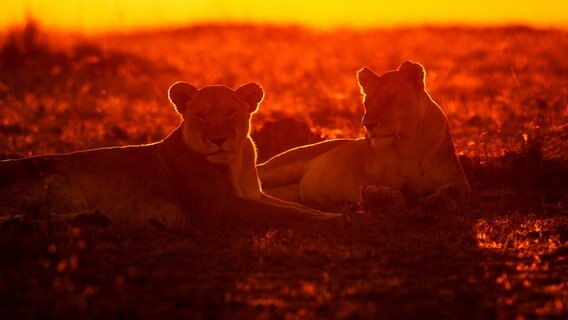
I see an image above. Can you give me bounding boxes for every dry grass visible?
[0,22,567,319]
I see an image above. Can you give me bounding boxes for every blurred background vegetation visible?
[1,21,566,163]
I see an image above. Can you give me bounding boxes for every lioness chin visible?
[258,61,471,212]
[0,82,340,230]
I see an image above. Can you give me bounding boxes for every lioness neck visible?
[394,96,450,157]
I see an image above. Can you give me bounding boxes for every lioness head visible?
[168,82,264,164]
[357,61,428,149]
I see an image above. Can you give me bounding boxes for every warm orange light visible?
[1,0,567,34]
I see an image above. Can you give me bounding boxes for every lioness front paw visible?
[362,185,404,212]
[422,194,458,213]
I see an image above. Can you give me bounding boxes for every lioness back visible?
[0,143,199,227]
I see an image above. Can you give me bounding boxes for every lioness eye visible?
[227,109,237,119]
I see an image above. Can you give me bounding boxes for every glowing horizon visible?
[2,0,567,34]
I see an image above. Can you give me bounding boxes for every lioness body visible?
[259,61,470,211]
[0,83,338,229]
[1,130,215,228]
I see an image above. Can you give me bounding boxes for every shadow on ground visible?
[0,157,566,319]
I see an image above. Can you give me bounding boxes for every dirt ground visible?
[1,156,566,319]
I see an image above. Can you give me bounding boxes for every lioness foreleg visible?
[259,193,339,216]
[361,185,405,212]
[422,182,469,212]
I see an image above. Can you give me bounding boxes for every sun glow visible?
[1,0,567,34]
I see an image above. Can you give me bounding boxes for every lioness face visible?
[168,82,264,164]
[357,61,427,149]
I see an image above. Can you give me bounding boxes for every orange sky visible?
[2,0,567,33]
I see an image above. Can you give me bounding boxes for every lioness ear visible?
[168,81,199,114]
[398,60,426,91]
[236,82,264,113]
[357,67,379,94]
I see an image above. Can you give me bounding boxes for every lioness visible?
[0,82,339,229]
[258,61,471,212]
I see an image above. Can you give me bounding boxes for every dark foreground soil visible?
[1,157,566,319]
